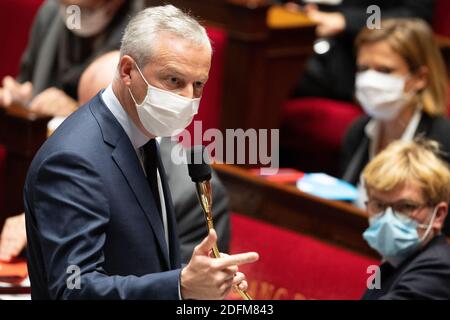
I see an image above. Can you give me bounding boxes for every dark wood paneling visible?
[213,163,378,259]
[0,105,50,218]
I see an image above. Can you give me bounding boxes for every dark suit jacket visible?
[160,138,230,264]
[362,234,450,300]
[340,113,450,235]
[24,93,181,299]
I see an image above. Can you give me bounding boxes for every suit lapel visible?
[90,95,170,269]
[155,141,181,269]
[112,138,170,268]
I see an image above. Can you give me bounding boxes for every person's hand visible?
[304,4,346,37]
[0,213,27,262]
[0,76,32,107]
[180,229,259,300]
[29,87,78,117]
[284,1,303,13]
[217,253,249,292]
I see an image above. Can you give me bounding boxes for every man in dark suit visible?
[23,5,258,299]
[76,50,231,264]
[361,139,450,299]
[0,51,231,265]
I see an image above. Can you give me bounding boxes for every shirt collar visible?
[102,84,149,150]
[364,108,423,160]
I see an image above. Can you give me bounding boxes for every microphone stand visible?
[194,180,252,300]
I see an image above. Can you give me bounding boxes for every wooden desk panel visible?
[213,163,378,259]
[0,105,50,216]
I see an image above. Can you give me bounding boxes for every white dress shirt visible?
[355,108,423,208]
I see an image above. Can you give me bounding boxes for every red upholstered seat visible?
[281,97,363,174]
[0,0,43,80]
[228,213,377,300]
[0,0,43,214]
[434,0,450,37]
[283,98,362,151]
[281,87,450,175]
[0,145,5,214]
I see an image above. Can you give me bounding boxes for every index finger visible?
[213,252,259,269]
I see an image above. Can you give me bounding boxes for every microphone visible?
[187,145,252,300]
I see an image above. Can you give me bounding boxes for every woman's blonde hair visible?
[355,18,448,116]
[363,139,450,205]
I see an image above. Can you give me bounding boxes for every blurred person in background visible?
[0,0,143,116]
[340,18,450,235]
[281,0,434,102]
[361,139,450,300]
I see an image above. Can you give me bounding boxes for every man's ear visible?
[432,202,448,232]
[118,55,134,87]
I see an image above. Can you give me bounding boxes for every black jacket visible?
[362,234,450,300]
[340,113,450,235]
[341,113,450,184]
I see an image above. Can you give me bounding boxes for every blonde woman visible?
[361,139,450,300]
[341,19,450,234]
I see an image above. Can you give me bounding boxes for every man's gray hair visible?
[120,5,211,68]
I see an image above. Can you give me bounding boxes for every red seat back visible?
[0,0,43,215]
[0,0,43,80]
[434,1,450,117]
[281,98,363,174]
[229,213,378,300]
[0,145,5,214]
[433,0,450,37]
[181,26,227,146]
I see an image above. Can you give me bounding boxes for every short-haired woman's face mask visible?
[355,70,414,121]
[363,206,437,263]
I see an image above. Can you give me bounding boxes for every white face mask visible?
[355,70,413,121]
[60,1,117,38]
[128,64,201,137]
